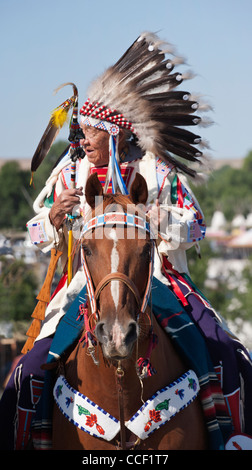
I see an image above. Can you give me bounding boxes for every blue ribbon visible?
[110,135,128,195]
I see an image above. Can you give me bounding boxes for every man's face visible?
[80,124,110,167]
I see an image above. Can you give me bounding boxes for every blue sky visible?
[1,0,252,161]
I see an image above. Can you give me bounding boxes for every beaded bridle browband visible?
[81,212,154,319]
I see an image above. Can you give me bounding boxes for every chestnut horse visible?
[52,173,207,450]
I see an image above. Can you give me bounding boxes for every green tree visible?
[0,257,38,321]
[31,140,69,197]
[0,161,34,230]
[191,150,252,223]
[242,150,252,174]
[0,140,68,231]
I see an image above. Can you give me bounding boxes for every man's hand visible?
[49,187,83,230]
[146,199,167,231]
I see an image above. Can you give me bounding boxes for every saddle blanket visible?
[53,369,199,442]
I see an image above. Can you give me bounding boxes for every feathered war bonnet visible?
[80,31,211,193]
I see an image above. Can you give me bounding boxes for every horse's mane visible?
[103,193,132,210]
[90,192,147,219]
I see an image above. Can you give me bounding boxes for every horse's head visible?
[81,172,153,361]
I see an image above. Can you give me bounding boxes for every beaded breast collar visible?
[53,369,199,442]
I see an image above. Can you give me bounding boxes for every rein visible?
[115,362,127,450]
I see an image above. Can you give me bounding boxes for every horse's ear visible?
[129,172,148,205]
[85,173,103,209]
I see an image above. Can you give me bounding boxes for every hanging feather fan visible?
[80,32,212,177]
[30,82,78,177]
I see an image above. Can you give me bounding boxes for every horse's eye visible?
[82,244,92,257]
[141,243,151,260]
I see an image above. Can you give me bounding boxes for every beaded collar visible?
[53,369,199,442]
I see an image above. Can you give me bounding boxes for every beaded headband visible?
[80,115,120,136]
[80,99,134,133]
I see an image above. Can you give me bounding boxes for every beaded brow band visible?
[81,212,151,237]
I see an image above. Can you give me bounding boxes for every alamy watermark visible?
[71,196,181,250]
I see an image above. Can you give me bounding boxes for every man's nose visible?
[80,136,88,146]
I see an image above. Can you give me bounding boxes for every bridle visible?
[80,210,155,450]
[81,211,154,322]
[95,272,142,309]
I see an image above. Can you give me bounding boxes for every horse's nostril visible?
[95,319,138,357]
[95,322,108,344]
[125,321,138,346]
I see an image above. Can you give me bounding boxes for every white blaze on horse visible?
[52,173,207,450]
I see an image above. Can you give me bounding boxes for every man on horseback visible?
[1,31,252,450]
